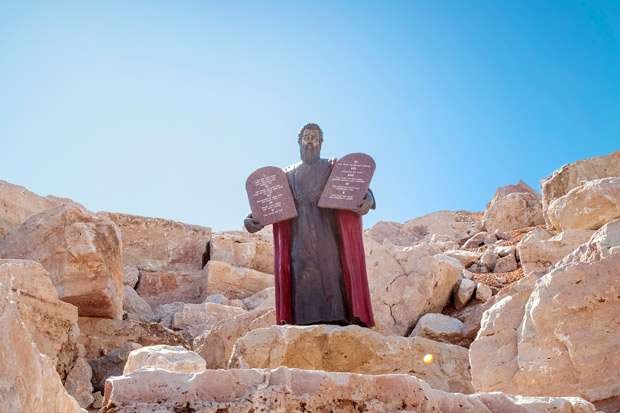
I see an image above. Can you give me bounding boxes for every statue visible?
[244,123,375,327]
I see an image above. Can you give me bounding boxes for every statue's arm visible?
[244,213,265,233]
[356,188,375,216]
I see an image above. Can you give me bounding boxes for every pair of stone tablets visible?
[246,153,375,226]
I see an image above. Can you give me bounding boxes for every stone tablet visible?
[246,166,297,226]
[318,153,376,210]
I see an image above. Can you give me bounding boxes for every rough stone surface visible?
[364,236,461,335]
[482,181,545,233]
[102,367,597,413]
[122,265,139,288]
[205,260,274,299]
[242,286,275,311]
[409,313,466,346]
[479,248,497,272]
[193,308,276,369]
[541,150,620,223]
[102,212,212,271]
[462,231,497,249]
[171,302,246,338]
[122,285,156,322]
[135,269,209,307]
[0,205,124,319]
[89,342,142,392]
[443,249,482,268]
[494,250,518,273]
[64,356,94,408]
[547,177,620,231]
[229,324,473,394]
[454,278,476,310]
[78,317,189,360]
[209,229,274,274]
[123,345,206,375]
[367,210,482,246]
[0,276,83,412]
[475,282,492,302]
[517,228,595,275]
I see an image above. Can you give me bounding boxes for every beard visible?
[300,144,321,164]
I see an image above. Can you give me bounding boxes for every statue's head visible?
[298,123,323,164]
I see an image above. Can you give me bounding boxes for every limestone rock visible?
[193,308,276,369]
[494,250,518,272]
[541,150,620,223]
[209,229,274,273]
[547,177,620,231]
[204,293,244,308]
[122,286,156,322]
[443,249,482,267]
[409,313,466,346]
[102,367,596,413]
[122,265,139,288]
[454,278,476,309]
[153,301,185,329]
[171,302,246,338]
[0,205,124,319]
[78,317,189,360]
[64,357,94,408]
[462,231,497,249]
[479,248,497,271]
[475,282,492,302]
[135,269,208,307]
[482,181,544,233]
[102,212,212,271]
[0,276,83,412]
[229,324,473,394]
[365,236,461,335]
[205,260,274,299]
[89,342,142,392]
[517,227,595,275]
[123,345,206,375]
[241,286,275,311]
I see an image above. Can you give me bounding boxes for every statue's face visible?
[299,128,322,164]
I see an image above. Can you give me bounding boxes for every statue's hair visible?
[298,123,323,142]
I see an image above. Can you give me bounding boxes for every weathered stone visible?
[193,308,276,369]
[364,236,461,335]
[102,212,211,271]
[205,260,273,299]
[0,205,123,319]
[153,301,185,329]
[122,286,156,322]
[122,265,139,288]
[494,250,518,272]
[242,286,275,311]
[547,177,620,231]
[204,293,244,308]
[517,228,595,275]
[475,282,492,302]
[78,317,188,360]
[123,345,206,375]
[135,269,208,307]
[0,277,83,412]
[209,229,274,274]
[541,150,620,224]
[479,248,497,271]
[454,278,476,309]
[89,342,142,392]
[229,324,473,394]
[443,249,482,268]
[171,302,246,338]
[462,231,497,249]
[102,367,597,413]
[494,245,516,257]
[64,357,94,408]
[409,313,466,346]
[482,181,544,233]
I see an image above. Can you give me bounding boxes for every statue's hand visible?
[244,214,264,233]
[355,192,374,216]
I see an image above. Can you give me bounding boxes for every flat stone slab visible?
[319,153,375,210]
[246,166,297,225]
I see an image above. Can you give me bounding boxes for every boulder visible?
[0,275,83,412]
[364,236,461,335]
[122,265,139,288]
[193,308,276,369]
[479,248,497,271]
[135,269,208,306]
[493,250,518,273]
[454,278,476,309]
[462,231,497,249]
[229,324,473,394]
[102,367,596,413]
[0,205,124,319]
[443,249,482,267]
[547,177,620,231]
[89,342,142,392]
[171,302,246,338]
[482,181,544,233]
[205,260,274,299]
[64,357,94,408]
[475,283,492,302]
[203,293,244,308]
[209,229,273,274]
[541,150,620,223]
[78,317,189,360]
[102,212,211,271]
[517,228,595,275]
[409,313,466,346]
[122,286,156,322]
[123,345,206,375]
[241,286,275,311]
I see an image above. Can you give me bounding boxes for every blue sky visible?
[1,1,618,230]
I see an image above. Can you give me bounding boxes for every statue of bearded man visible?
[245,123,375,327]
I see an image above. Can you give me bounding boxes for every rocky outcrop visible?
[205,260,274,299]
[541,150,620,223]
[102,212,211,271]
[170,302,246,338]
[123,345,206,375]
[229,324,473,394]
[0,205,124,319]
[102,367,596,413]
[0,274,83,412]
[135,268,209,306]
[547,177,620,231]
[364,236,461,335]
[482,181,544,233]
[122,286,156,322]
[209,229,274,273]
[193,307,276,369]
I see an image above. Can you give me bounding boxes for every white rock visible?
[123,345,206,375]
[410,313,466,346]
[475,283,492,302]
[454,278,476,309]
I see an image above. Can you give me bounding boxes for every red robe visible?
[272,210,375,327]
